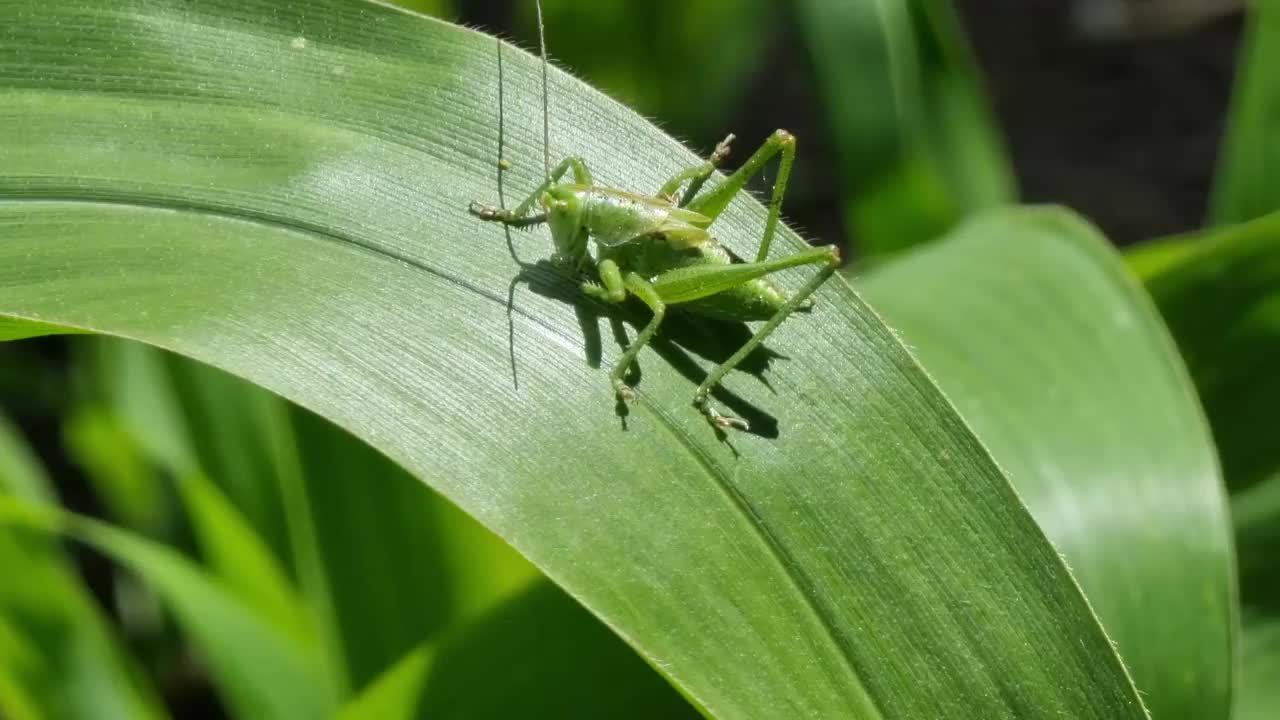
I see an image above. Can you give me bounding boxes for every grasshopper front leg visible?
[469,156,594,226]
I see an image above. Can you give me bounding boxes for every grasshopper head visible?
[542,186,589,267]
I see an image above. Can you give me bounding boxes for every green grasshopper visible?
[469,3,840,431]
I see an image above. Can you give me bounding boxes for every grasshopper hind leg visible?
[691,246,840,432]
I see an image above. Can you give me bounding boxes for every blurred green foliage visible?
[524,0,773,140]
[0,0,1277,718]
[796,0,1013,258]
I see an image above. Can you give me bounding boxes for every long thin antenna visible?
[536,0,549,181]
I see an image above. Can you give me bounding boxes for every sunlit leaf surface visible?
[860,208,1235,720]
[0,2,1146,716]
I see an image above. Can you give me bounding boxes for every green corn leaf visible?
[0,1,1148,716]
[1211,0,1280,225]
[1126,212,1280,720]
[859,207,1235,720]
[794,0,1014,258]
[1236,613,1280,720]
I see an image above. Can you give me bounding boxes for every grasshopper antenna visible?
[536,0,549,181]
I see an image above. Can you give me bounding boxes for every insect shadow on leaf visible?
[507,259,783,439]
[475,2,837,435]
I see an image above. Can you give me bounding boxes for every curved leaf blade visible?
[1128,213,1280,719]
[1211,0,1280,225]
[859,208,1236,720]
[0,2,1145,716]
[1236,613,1280,720]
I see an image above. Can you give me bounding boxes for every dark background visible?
[456,0,1243,249]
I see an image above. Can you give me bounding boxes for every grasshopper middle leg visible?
[594,244,840,431]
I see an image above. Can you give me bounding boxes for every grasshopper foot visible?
[468,201,506,221]
[614,380,636,404]
[706,407,749,432]
[694,396,749,432]
[710,133,735,165]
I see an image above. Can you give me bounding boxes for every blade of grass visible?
[68,338,321,649]
[1210,0,1280,224]
[334,644,433,720]
[91,337,540,693]
[0,415,167,720]
[0,495,334,720]
[794,0,1014,257]
[1236,613,1280,720]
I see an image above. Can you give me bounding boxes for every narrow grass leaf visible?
[96,336,541,693]
[794,0,1014,257]
[1210,0,1280,225]
[0,415,166,720]
[0,496,334,720]
[61,341,320,678]
[334,644,433,720]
